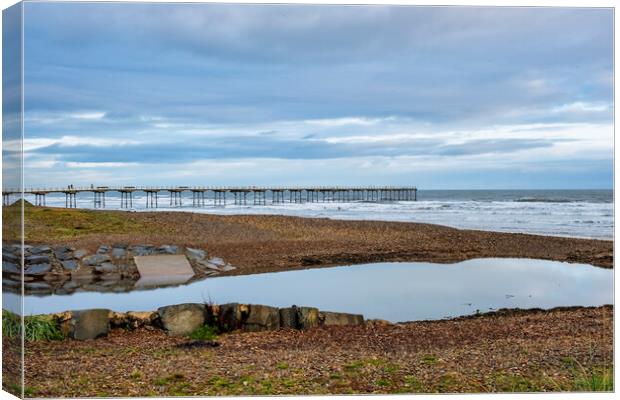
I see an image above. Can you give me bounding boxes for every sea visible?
[21,189,613,240]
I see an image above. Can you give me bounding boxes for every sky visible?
[6,3,615,189]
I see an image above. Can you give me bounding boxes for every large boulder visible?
[157,303,206,336]
[70,309,110,340]
[244,304,280,332]
[320,311,364,326]
[217,303,249,332]
[279,307,298,329]
[297,307,320,330]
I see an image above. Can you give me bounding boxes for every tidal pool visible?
[9,258,614,322]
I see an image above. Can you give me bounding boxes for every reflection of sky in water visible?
[9,258,614,322]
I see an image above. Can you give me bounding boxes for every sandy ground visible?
[15,208,615,276]
[4,306,612,396]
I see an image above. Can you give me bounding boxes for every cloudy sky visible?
[11,3,615,188]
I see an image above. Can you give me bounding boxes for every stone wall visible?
[2,243,235,295]
[48,303,365,340]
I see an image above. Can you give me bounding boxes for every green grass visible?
[572,367,613,392]
[154,373,186,386]
[2,310,21,338]
[276,362,289,370]
[18,205,143,241]
[2,310,64,341]
[421,355,438,365]
[129,370,143,380]
[188,325,219,341]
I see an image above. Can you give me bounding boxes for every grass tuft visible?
[572,367,613,392]
[189,325,219,341]
[2,310,64,341]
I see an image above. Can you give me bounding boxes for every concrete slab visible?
[134,255,195,288]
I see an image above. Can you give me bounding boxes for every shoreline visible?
[6,305,612,396]
[5,206,613,276]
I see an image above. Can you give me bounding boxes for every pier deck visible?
[2,186,417,208]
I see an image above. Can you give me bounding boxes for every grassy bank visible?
[10,306,612,396]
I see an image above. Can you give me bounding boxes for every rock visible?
[98,273,122,281]
[71,266,96,282]
[196,260,221,271]
[25,282,51,291]
[131,245,154,256]
[157,303,206,336]
[73,249,88,259]
[111,248,126,259]
[244,304,280,332]
[94,262,117,273]
[110,311,158,329]
[279,307,298,329]
[54,246,74,261]
[70,309,110,340]
[30,245,52,255]
[366,319,391,326]
[2,252,19,263]
[26,254,50,265]
[218,303,248,332]
[61,280,80,290]
[127,311,158,328]
[83,254,111,266]
[2,261,21,275]
[61,260,79,271]
[97,245,109,254]
[185,247,206,260]
[43,272,68,282]
[156,245,178,255]
[320,311,364,326]
[25,263,52,275]
[297,307,320,330]
[112,243,129,249]
[221,264,236,272]
[2,278,20,288]
[54,245,71,253]
[208,257,225,266]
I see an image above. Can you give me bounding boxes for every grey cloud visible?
[30,135,561,163]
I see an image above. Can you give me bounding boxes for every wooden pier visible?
[2,186,417,209]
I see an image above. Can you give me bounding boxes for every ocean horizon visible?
[13,188,613,240]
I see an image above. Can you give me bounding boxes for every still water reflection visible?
[12,258,613,322]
